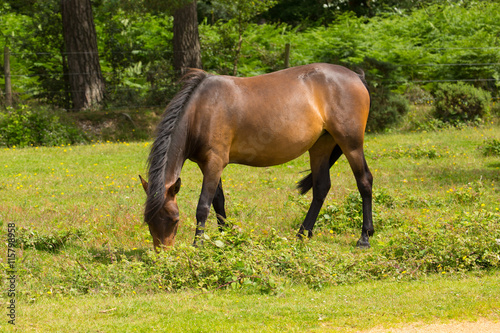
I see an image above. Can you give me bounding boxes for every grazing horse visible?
[139,63,373,250]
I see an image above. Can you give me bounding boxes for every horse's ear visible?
[139,175,148,194]
[173,177,181,194]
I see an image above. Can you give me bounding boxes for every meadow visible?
[1,120,499,331]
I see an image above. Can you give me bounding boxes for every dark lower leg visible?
[194,160,224,246]
[212,179,227,231]
[297,197,326,238]
[297,162,331,239]
[355,161,373,248]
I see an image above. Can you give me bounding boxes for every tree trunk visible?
[173,0,202,77]
[61,0,105,111]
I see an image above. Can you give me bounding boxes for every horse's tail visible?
[357,69,371,110]
[145,69,209,222]
[297,145,343,195]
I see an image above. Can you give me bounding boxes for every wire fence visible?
[2,45,500,110]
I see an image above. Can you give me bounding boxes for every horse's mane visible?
[145,69,210,223]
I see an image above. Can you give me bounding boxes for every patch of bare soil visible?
[364,318,500,333]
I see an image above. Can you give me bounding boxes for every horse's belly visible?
[228,127,322,167]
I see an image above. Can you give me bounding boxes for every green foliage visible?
[446,181,484,206]
[3,1,500,116]
[481,138,500,156]
[17,205,500,297]
[16,227,84,252]
[491,100,500,117]
[260,0,336,26]
[1,1,69,107]
[210,0,278,22]
[202,0,278,75]
[316,193,362,234]
[368,93,411,132]
[432,82,491,125]
[96,12,176,107]
[200,21,290,76]
[381,210,500,272]
[316,189,395,234]
[0,105,87,147]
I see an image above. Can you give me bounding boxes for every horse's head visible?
[140,175,181,250]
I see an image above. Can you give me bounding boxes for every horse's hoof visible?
[356,238,371,249]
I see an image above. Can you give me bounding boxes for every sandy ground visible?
[364,318,500,333]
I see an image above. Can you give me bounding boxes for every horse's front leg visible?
[193,157,225,246]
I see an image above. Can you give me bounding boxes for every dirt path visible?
[364,319,500,333]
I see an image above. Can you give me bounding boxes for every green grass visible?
[1,123,499,330]
[3,272,500,332]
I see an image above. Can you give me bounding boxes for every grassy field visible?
[3,272,500,332]
[1,122,499,331]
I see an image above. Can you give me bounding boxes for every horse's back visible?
[186,64,370,167]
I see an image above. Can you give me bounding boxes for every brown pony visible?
[140,63,373,250]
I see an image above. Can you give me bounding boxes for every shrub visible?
[0,105,87,147]
[368,93,411,132]
[482,138,500,156]
[432,82,491,125]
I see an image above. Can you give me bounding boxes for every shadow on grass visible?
[424,166,500,185]
[87,247,150,265]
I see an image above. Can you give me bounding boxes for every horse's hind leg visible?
[342,146,374,248]
[325,79,373,247]
[297,134,335,238]
[212,179,227,231]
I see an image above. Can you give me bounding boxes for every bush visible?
[368,93,411,132]
[432,82,491,125]
[482,138,500,156]
[0,105,87,147]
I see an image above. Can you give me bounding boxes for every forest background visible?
[1,0,499,135]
